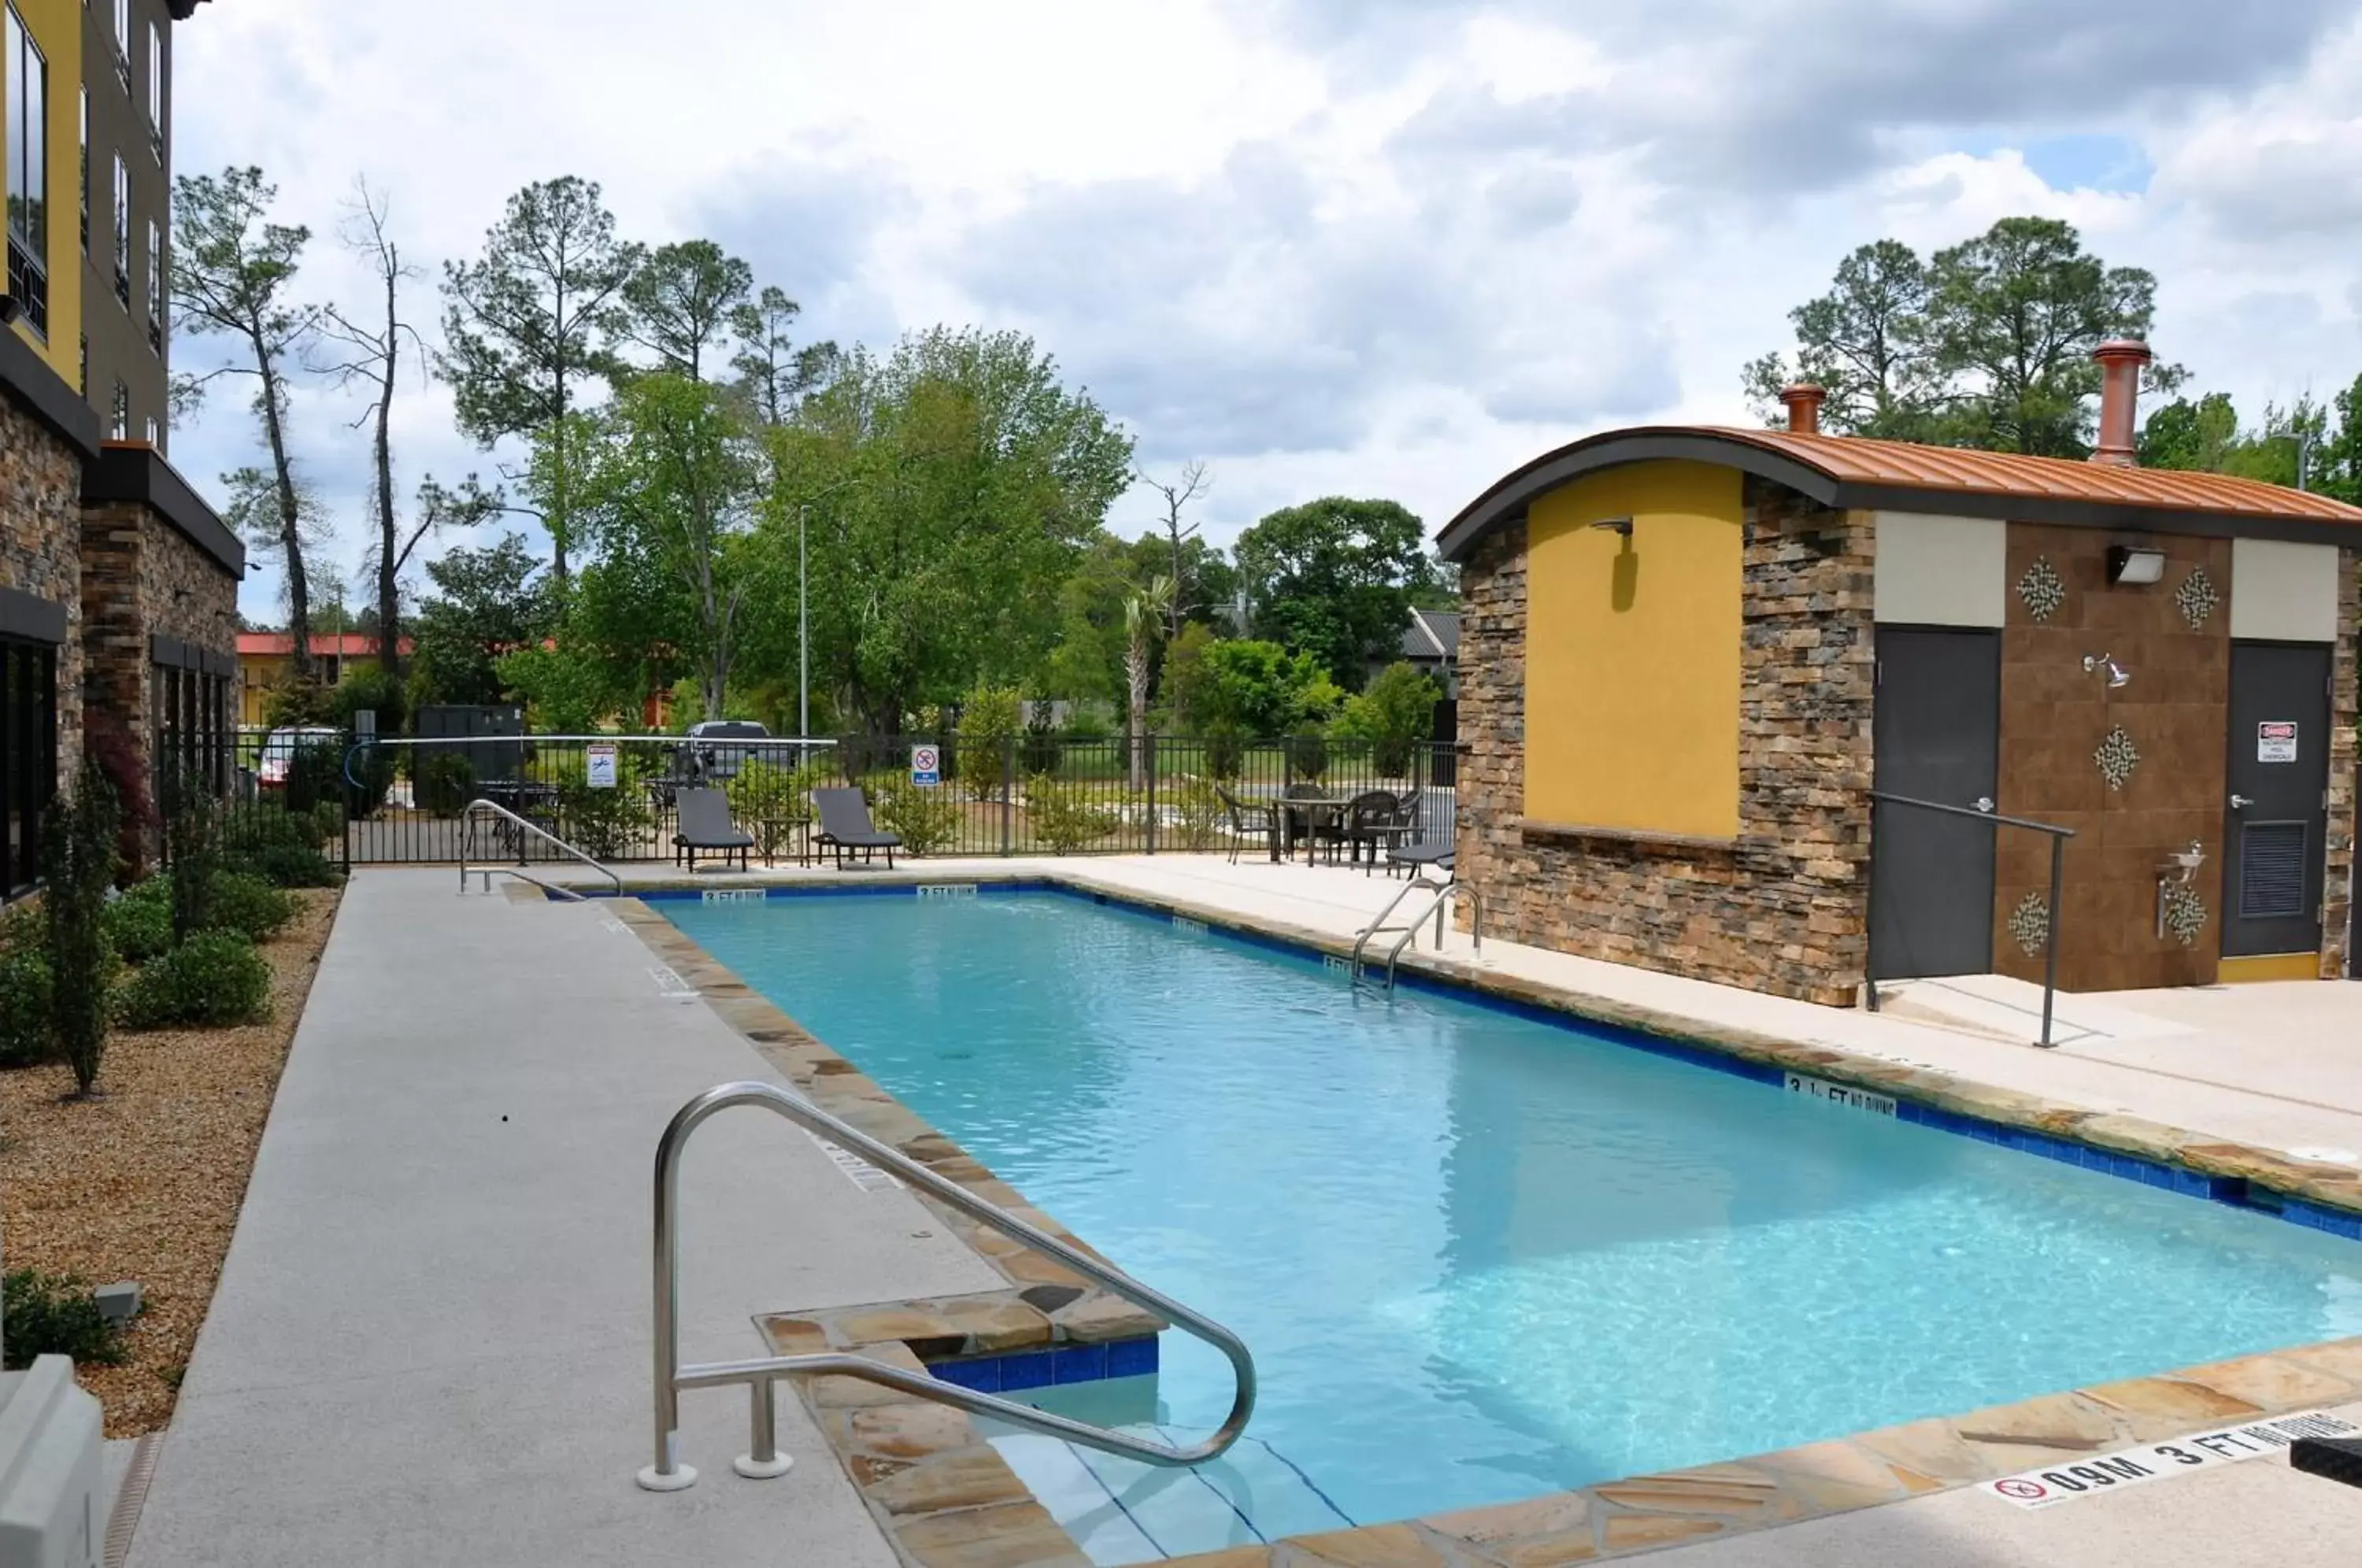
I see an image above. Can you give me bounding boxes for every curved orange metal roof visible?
[1436,424,2362,560]
[1705,427,2362,522]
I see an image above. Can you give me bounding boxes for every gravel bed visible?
[1,886,342,1436]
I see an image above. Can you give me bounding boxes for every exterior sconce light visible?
[2106,545,2166,586]
[1590,516,1634,537]
[0,294,22,325]
[2082,653,2131,689]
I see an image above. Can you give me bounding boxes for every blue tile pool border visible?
[926,1334,1159,1394]
[645,878,2362,1244]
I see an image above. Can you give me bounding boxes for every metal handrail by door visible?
[639,1081,1256,1491]
[1351,875,1482,990]
[457,797,622,897]
[1866,790,2075,1048]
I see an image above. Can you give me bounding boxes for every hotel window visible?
[112,152,128,305]
[112,0,129,91]
[110,378,128,439]
[1,637,59,898]
[145,218,161,350]
[78,85,87,252]
[146,22,162,153]
[4,3,49,335]
[143,415,157,444]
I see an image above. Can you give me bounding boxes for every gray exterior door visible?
[2223,642,2331,960]
[1870,628,2001,981]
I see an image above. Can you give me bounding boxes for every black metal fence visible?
[173,727,1460,868]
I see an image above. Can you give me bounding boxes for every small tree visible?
[1332,661,1442,778]
[43,761,121,1096]
[954,686,1024,802]
[161,759,222,945]
[1122,575,1173,790]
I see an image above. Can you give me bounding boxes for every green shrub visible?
[103,879,176,963]
[1202,723,1246,780]
[1061,705,1116,743]
[1331,660,1442,778]
[1168,777,1225,852]
[309,800,347,842]
[2,1270,130,1369]
[1026,776,1118,854]
[873,779,961,856]
[415,752,477,815]
[242,843,342,889]
[119,930,272,1030]
[555,769,652,859]
[1283,731,1330,783]
[206,871,296,942]
[44,760,121,1094]
[223,801,326,857]
[725,761,816,862]
[283,739,345,817]
[0,948,51,1068]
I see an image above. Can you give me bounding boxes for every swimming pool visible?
[662,888,2362,1555]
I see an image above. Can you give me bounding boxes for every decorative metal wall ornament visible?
[2094,724,2142,791]
[2175,566,2219,630]
[2017,557,2067,622]
[2161,883,2208,947]
[2007,892,2051,957]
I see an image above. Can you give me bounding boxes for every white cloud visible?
[168,0,2362,620]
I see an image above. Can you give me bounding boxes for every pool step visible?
[987,1425,1353,1565]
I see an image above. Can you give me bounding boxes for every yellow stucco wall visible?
[4,0,83,383]
[1523,460,1743,839]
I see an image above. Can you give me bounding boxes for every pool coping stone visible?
[603,874,2362,1568]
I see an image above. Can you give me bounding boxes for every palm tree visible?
[1124,575,1174,791]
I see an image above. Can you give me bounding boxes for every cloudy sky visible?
[172,0,2362,620]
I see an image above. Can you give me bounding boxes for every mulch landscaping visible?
[0,886,342,1437]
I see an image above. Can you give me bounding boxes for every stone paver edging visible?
[606,878,2362,1568]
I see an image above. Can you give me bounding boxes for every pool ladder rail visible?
[1350,874,1481,991]
[637,1081,1257,1492]
[455,797,621,902]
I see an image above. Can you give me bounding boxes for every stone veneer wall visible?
[1456,479,1875,1005]
[80,497,241,757]
[2324,549,2360,980]
[1,394,87,788]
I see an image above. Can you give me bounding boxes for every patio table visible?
[1277,795,1350,867]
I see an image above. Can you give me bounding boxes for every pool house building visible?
[1439,340,2361,1005]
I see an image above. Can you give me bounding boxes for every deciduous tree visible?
[1235,497,1434,690]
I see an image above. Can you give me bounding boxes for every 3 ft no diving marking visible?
[1983,1409,2362,1509]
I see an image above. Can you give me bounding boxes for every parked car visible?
[256,726,341,790]
[682,719,771,783]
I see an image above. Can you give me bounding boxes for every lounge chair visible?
[1214,784,1278,864]
[1386,838,1454,878]
[811,786,901,870]
[672,787,754,873]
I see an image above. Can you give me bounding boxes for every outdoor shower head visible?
[2082,653,2131,690]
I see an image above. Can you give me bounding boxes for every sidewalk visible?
[125,869,1000,1567]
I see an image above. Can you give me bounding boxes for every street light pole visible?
[798,502,809,741]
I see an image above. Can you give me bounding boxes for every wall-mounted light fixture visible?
[2082,652,2131,689]
[2106,545,2166,586]
[1590,516,1634,537]
[0,294,22,326]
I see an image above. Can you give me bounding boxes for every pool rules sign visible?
[1983,1410,2360,1508]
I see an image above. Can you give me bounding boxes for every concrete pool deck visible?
[122,856,2362,1565]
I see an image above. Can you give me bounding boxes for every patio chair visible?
[672,787,754,873]
[1214,784,1277,865]
[811,786,901,870]
[1345,790,1416,874]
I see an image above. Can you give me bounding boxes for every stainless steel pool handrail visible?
[638,1081,1257,1491]
[1351,874,1481,991]
[456,797,621,898]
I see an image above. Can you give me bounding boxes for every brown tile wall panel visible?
[1994,525,2233,991]
[2324,551,2359,981]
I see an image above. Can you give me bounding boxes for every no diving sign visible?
[910,745,941,786]
[1982,1409,2361,1509]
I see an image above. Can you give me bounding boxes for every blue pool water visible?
[664,890,2362,1537]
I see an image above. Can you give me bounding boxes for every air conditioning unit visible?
[0,1359,103,1568]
